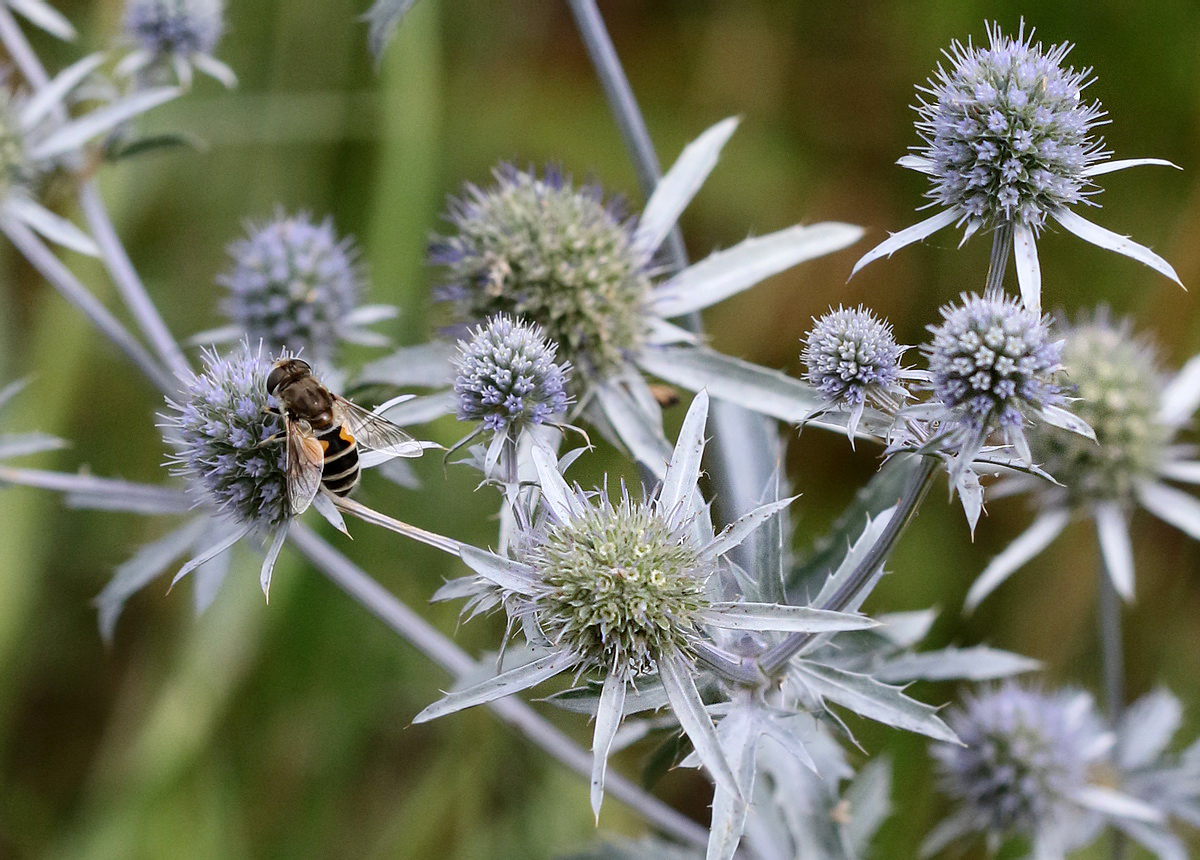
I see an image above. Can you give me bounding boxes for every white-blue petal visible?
[850,208,959,278]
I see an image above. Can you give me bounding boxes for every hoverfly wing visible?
[334,396,426,459]
[286,420,325,515]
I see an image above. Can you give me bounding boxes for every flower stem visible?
[566,0,777,542]
[1097,560,1129,860]
[986,223,1013,294]
[1097,564,1126,722]
[289,525,709,849]
[756,454,938,677]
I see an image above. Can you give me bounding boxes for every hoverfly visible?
[265,357,426,516]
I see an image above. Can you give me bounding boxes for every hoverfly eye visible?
[266,366,287,395]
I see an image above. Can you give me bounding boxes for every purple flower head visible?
[164,342,287,532]
[931,684,1105,841]
[219,211,364,363]
[125,0,225,57]
[802,306,906,407]
[918,21,1104,233]
[453,314,571,434]
[924,291,1065,442]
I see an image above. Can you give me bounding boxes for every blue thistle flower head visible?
[164,342,287,533]
[124,0,225,58]
[802,306,906,408]
[430,164,650,377]
[219,212,363,363]
[0,88,32,200]
[924,291,1065,441]
[453,314,571,434]
[918,21,1105,233]
[931,684,1104,841]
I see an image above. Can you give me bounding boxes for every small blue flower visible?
[926,684,1106,854]
[923,290,1081,467]
[119,0,236,88]
[853,21,1182,312]
[802,306,912,437]
[205,211,394,364]
[453,314,571,434]
[164,341,287,533]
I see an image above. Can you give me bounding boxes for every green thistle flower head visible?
[1035,317,1168,507]
[528,496,709,676]
[431,165,651,378]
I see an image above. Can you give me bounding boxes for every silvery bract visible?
[0,55,176,256]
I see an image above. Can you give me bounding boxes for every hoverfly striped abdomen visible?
[317,423,361,496]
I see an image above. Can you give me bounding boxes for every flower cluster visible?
[853,21,1182,312]
[525,494,707,675]
[452,314,570,434]
[802,306,909,435]
[216,212,367,362]
[119,0,235,87]
[431,165,650,377]
[1035,317,1166,506]
[125,0,224,59]
[164,343,287,533]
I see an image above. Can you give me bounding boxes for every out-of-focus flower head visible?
[199,211,395,365]
[118,0,236,89]
[968,313,1200,608]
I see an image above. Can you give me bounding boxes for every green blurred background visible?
[1,1,1198,857]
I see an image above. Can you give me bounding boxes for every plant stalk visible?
[757,455,937,677]
[1097,560,1128,860]
[986,223,1013,294]
[566,0,778,544]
